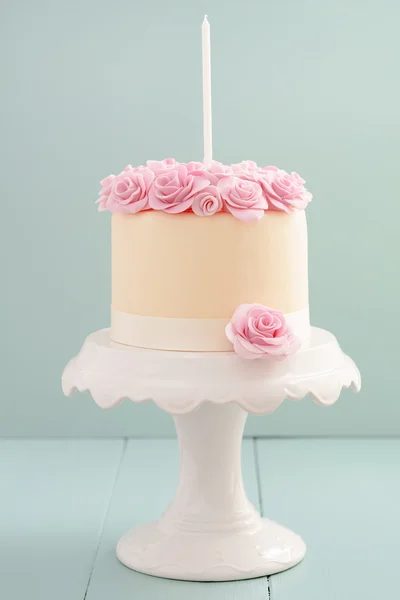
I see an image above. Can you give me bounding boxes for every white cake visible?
[97,159,312,358]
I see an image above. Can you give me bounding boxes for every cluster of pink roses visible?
[97,158,312,222]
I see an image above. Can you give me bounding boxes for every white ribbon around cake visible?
[110,307,310,352]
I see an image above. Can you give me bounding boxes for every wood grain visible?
[257,439,400,600]
[0,439,123,600]
[3,438,395,599]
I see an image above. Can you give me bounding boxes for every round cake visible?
[97,159,312,358]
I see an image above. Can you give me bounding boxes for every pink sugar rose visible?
[104,165,154,214]
[206,160,233,185]
[192,185,223,216]
[258,166,312,212]
[146,158,177,175]
[226,304,301,360]
[182,161,208,180]
[96,174,116,211]
[185,161,205,173]
[209,160,233,178]
[232,160,260,178]
[148,164,210,214]
[217,176,266,222]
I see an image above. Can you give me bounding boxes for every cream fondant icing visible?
[110,308,309,352]
[111,210,308,325]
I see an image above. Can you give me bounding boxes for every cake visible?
[97,158,312,359]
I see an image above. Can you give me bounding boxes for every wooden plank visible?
[256,439,400,600]
[0,439,124,600]
[86,439,269,599]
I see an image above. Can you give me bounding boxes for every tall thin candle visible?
[202,15,212,168]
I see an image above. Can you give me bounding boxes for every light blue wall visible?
[2,0,399,436]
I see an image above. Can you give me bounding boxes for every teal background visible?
[1,0,399,437]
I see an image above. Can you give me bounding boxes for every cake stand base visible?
[117,402,306,581]
[117,517,306,581]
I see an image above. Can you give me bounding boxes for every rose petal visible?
[225,206,264,222]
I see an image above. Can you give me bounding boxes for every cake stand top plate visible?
[62,327,360,415]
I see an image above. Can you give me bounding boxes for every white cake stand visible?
[62,327,360,582]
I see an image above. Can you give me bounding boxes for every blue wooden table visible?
[1,438,398,599]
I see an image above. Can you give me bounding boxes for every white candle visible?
[202,15,212,169]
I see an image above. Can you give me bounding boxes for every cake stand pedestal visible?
[62,327,360,582]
